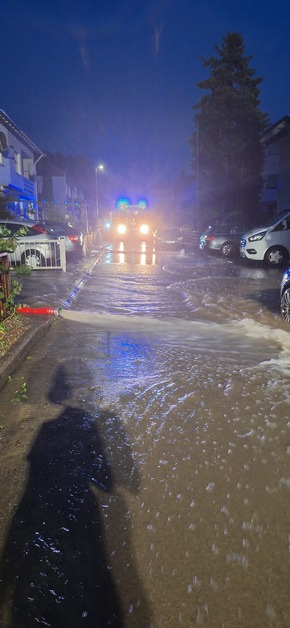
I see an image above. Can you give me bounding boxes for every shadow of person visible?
[0,366,126,627]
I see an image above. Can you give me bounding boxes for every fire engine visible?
[109,202,157,244]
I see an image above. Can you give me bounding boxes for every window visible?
[23,158,34,178]
[274,217,290,232]
[0,132,7,164]
[14,152,21,175]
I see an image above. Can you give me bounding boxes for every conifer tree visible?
[191,32,269,225]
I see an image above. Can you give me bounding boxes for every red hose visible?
[16,306,60,316]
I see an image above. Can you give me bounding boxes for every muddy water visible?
[1,252,290,626]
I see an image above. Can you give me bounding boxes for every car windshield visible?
[214,224,244,234]
[159,227,181,236]
[44,225,66,234]
[40,223,77,236]
[261,209,290,229]
[201,226,213,236]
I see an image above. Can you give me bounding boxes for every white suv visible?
[0,219,60,268]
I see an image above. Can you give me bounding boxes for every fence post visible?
[59,237,66,272]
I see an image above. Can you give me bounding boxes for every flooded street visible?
[1,247,290,626]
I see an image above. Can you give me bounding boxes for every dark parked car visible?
[199,223,248,258]
[156,226,184,249]
[280,266,290,322]
[35,221,84,258]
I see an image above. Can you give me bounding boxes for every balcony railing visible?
[23,177,35,197]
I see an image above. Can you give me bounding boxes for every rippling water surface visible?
[1,250,290,627]
[58,253,290,626]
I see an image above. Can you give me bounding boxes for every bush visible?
[0,226,27,321]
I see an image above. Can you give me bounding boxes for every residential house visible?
[37,155,91,231]
[36,158,69,220]
[261,116,290,216]
[0,109,43,219]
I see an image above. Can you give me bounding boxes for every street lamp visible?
[95,163,104,227]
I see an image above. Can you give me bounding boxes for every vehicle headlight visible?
[117,224,127,234]
[248,231,267,242]
[140,224,149,235]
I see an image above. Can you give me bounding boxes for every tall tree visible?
[190,32,269,225]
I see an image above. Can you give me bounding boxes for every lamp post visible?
[196,118,200,219]
[84,204,89,235]
[95,163,104,228]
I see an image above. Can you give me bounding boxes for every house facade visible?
[0,109,43,219]
[36,158,69,220]
[36,156,90,230]
[261,116,290,216]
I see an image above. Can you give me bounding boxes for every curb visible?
[60,249,103,308]
[0,318,53,391]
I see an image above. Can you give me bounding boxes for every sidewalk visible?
[0,251,102,391]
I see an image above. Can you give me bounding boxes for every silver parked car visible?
[200,221,250,258]
[0,219,60,268]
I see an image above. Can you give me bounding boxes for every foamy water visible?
[59,308,290,368]
[60,307,213,336]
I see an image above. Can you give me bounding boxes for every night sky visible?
[1,0,290,202]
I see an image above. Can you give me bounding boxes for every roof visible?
[0,109,43,156]
[262,116,290,145]
[36,157,65,177]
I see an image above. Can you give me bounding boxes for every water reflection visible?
[0,366,151,627]
[104,241,156,266]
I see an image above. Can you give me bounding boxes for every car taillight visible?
[206,236,215,241]
[69,235,78,241]
[33,224,48,233]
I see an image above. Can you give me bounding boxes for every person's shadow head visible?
[48,365,71,404]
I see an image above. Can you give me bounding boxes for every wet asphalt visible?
[15,252,102,310]
[1,246,290,627]
[0,252,103,391]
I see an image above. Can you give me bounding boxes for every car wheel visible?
[221,241,235,257]
[264,246,289,267]
[21,249,44,268]
[281,287,290,323]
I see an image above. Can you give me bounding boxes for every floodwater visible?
[1,247,290,627]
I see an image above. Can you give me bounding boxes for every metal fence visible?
[8,237,67,271]
[83,230,100,255]
[6,230,101,273]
